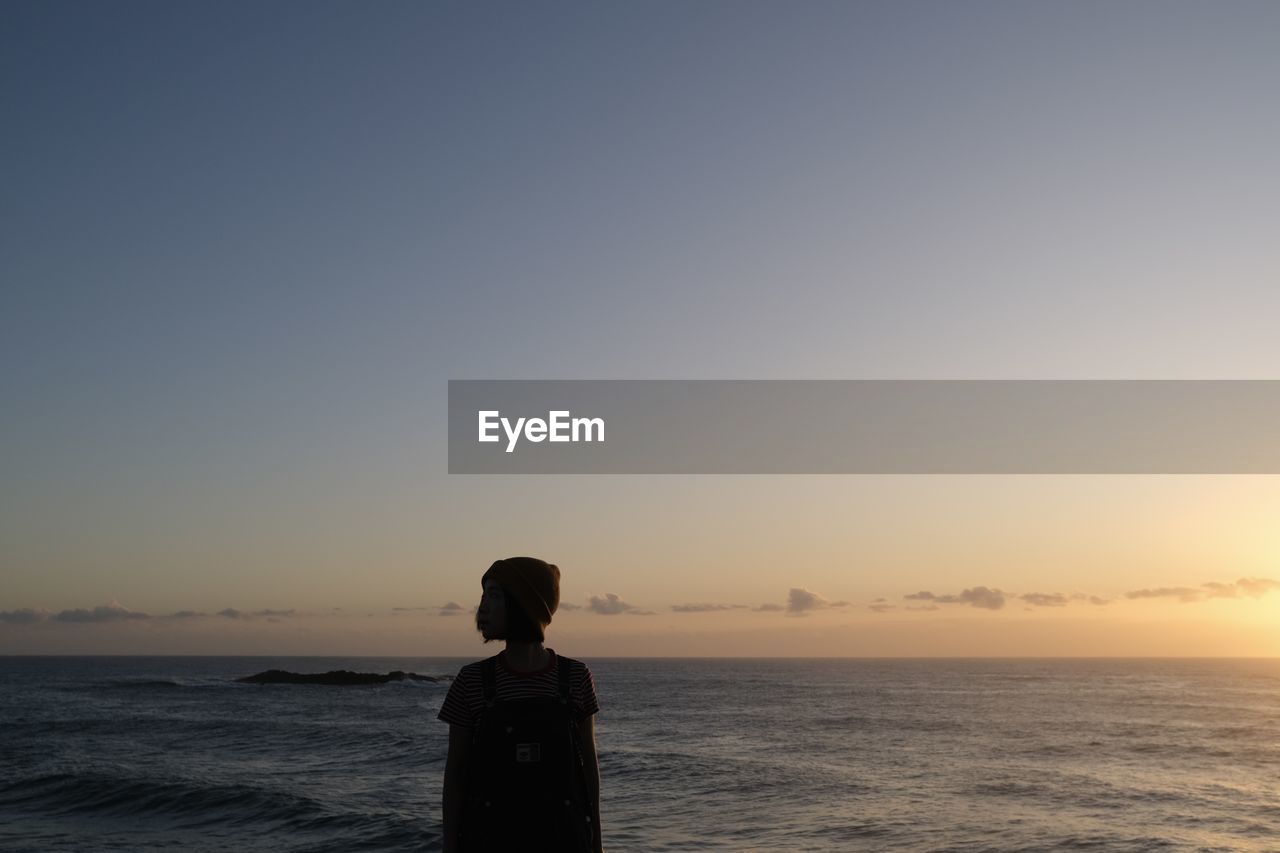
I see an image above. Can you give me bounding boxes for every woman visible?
[439,557,603,853]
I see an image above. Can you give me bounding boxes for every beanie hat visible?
[482,557,560,629]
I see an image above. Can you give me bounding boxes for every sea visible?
[1,657,1279,852]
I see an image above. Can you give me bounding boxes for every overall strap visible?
[556,655,596,841]
[480,656,498,708]
[556,653,572,705]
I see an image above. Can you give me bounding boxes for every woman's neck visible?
[503,641,550,672]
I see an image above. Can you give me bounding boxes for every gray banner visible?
[447,380,1280,474]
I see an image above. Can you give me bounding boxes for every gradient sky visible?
[3,1,1280,655]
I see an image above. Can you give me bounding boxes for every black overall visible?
[459,656,595,852]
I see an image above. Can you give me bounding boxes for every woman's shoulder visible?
[554,652,600,716]
[455,651,587,680]
[454,655,500,680]
[553,651,594,678]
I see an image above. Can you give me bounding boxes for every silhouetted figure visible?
[439,557,602,853]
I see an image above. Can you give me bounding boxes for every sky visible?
[3,0,1280,656]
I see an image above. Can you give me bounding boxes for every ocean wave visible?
[0,770,445,852]
[0,770,330,826]
[95,679,184,689]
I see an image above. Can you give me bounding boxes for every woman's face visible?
[475,577,507,640]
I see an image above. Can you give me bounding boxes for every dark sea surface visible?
[2,657,1279,852]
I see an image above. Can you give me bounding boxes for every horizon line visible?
[4,653,1279,660]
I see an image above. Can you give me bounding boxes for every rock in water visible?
[236,669,443,685]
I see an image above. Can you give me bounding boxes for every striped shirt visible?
[437,649,600,728]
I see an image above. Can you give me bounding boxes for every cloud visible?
[626,609,658,616]
[0,608,51,624]
[54,601,149,623]
[868,602,896,613]
[588,593,639,615]
[1235,577,1280,597]
[439,602,464,617]
[1020,592,1069,608]
[905,587,1005,610]
[4,604,317,626]
[558,602,581,611]
[787,587,835,616]
[1124,587,1203,603]
[753,603,784,612]
[956,587,1007,610]
[217,607,297,620]
[671,603,748,613]
[1125,577,1280,604]
[1070,593,1110,606]
[1204,577,1280,599]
